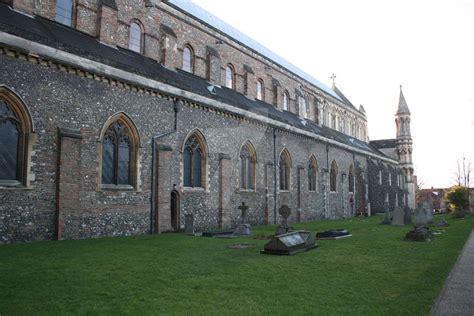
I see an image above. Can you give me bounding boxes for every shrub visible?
[445,186,469,218]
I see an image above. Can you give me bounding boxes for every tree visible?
[453,157,471,188]
[445,185,469,218]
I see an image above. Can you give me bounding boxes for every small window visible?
[128,21,143,53]
[283,91,289,111]
[225,64,235,89]
[378,170,383,185]
[240,142,257,190]
[299,96,307,118]
[55,0,73,26]
[279,149,291,191]
[182,45,194,73]
[183,131,207,188]
[330,160,338,192]
[100,116,139,188]
[388,172,392,186]
[308,156,318,192]
[331,114,336,129]
[256,79,264,101]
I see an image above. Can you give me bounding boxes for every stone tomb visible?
[315,229,352,240]
[261,231,318,255]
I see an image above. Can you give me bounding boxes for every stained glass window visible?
[101,120,132,186]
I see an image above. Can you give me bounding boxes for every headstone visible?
[414,206,429,226]
[392,206,405,226]
[184,214,194,234]
[422,202,433,224]
[279,205,291,227]
[261,230,318,255]
[234,202,251,236]
[404,206,412,225]
[434,219,449,227]
[405,226,434,242]
[316,229,351,240]
[381,202,391,225]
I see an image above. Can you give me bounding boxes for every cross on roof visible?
[330,73,336,86]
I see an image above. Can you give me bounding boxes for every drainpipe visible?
[273,128,277,225]
[326,143,329,219]
[150,99,180,234]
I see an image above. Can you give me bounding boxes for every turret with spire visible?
[395,86,415,209]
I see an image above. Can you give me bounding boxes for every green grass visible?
[1,215,473,315]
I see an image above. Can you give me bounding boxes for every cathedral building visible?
[0,0,415,243]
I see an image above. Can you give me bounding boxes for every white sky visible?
[192,0,474,189]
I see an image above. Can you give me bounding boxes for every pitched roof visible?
[166,0,342,102]
[0,4,391,160]
[397,86,410,114]
[332,85,358,111]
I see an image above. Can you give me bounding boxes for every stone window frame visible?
[378,169,383,185]
[308,155,318,192]
[239,140,257,191]
[182,44,195,73]
[225,63,235,89]
[330,160,338,192]
[128,20,144,54]
[182,129,208,191]
[256,78,265,101]
[279,148,292,191]
[55,0,76,27]
[0,86,35,189]
[298,95,307,119]
[98,112,141,191]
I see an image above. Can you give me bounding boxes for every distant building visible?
[417,188,448,212]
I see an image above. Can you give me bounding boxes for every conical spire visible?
[397,85,410,114]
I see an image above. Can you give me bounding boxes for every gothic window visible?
[101,116,139,188]
[0,89,33,187]
[279,149,291,191]
[128,21,143,53]
[183,131,207,188]
[349,164,355,193]
[55,0,73,26]
[299,96,307,118]
[388,172,392,186]
[308,156,318,192]
[182,45,194,73]
[256,79,264,101]
[283,91,289,111]
[240,142,256,190]
[378,170,383,185]
[331,114,336,129]
[225,64,235,89]
[330,160,338,192]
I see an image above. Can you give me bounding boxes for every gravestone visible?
[405,226,434,242]
[434,219,449,227]
[422,202,434,224]
[276,205,291,235]
[392,206,405,226]
[234,202,252,236]
[404,206,412,225]
[261,230,318,255]
[185,214,194,234]
[380,202,391,225]
[414,205,429,226]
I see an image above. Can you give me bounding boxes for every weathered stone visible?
[392,206,405,226]
[405,226,434,242]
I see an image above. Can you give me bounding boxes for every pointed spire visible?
[397,85,410,114]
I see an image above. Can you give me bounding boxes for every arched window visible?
[330,160,338,192]
[308,156,318,192]
[128,21,143,53]
[240,141,257,190]
[183,130,207,188]
[182,45,194,73]
[0,88,33,187]
[256,79,264,101]
[100,114,139,188]
[55,0,73,26]
[349,164,355,193]
[279,149,291,191]
[225,64,235,89]
[283,91,289,111]
[299,96,307,118]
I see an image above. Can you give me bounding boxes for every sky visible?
[192,0,474,189]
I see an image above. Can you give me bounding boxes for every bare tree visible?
[453,156,472,187]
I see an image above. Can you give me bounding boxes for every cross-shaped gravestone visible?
[238,202,249,224]
[279,205,292,227]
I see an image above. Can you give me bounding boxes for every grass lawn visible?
[1,214,473,315]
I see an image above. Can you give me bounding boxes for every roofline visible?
[0,31,398,165]
[164,1,343,103]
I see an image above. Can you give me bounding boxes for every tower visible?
[395,86,415,209]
